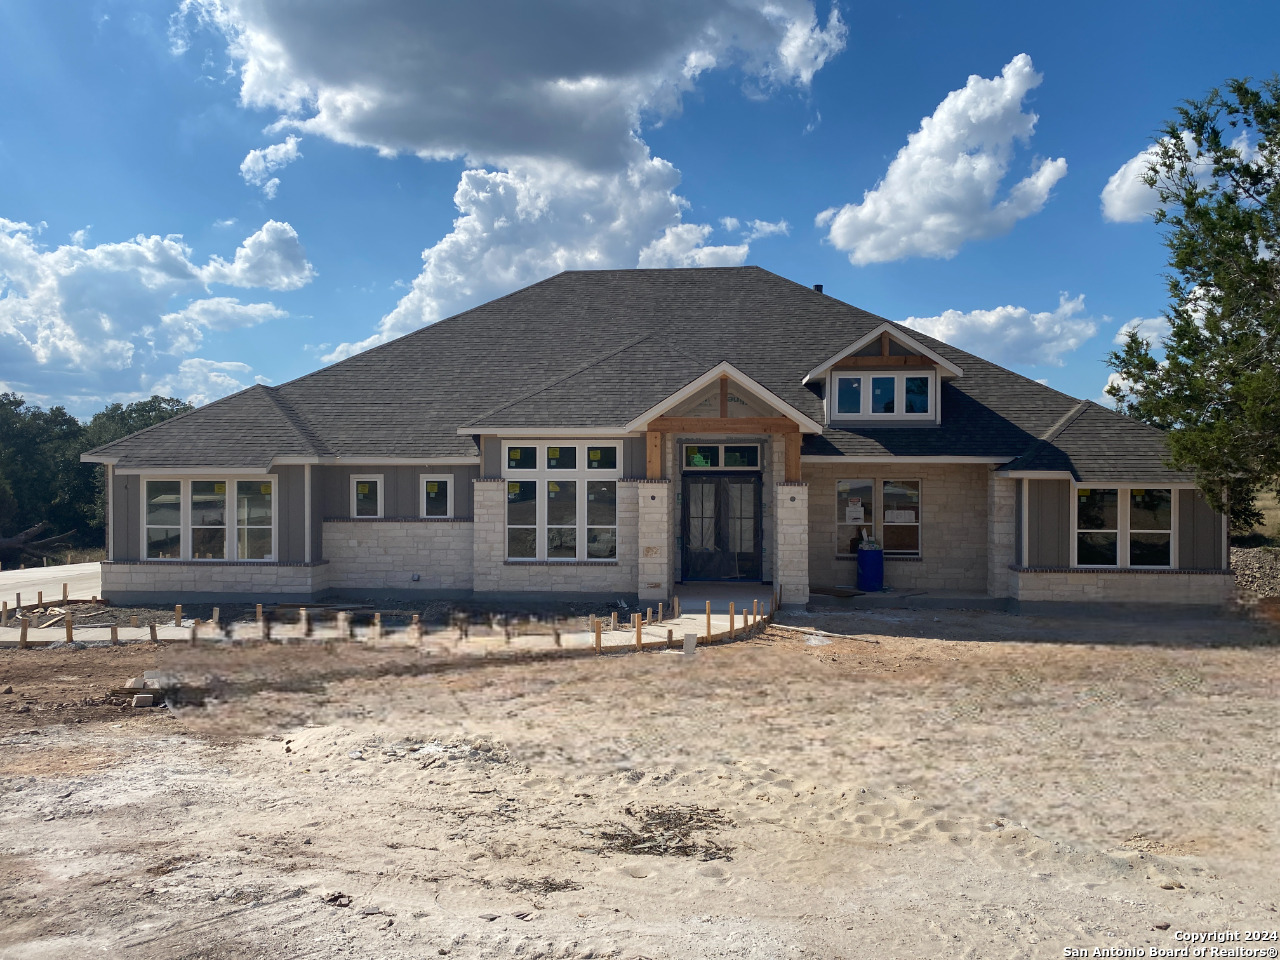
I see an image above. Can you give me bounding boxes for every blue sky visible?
[2,0,1277,416]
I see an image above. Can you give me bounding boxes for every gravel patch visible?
[1231,546,1280,598]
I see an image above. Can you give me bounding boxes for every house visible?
[83,267,1233,613]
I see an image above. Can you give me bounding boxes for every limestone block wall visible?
[322,519,474,593]
[986,473,1017,598]
[774,482,809,606]
[637,480,672,601]
[472,479,640,597]
[1012,568,1235,606]
[804,462,990,593]
[101,560,327,603]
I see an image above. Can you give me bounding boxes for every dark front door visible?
[681,473,762,581]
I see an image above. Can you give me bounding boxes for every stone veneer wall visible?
[101,560,328,603]
[774,482,809,606]
[322,519,474,594]
[471,478,640,597]
[637,480,672,602]
[1012,568,1234,606]
[803,462,991,593]
[986,473,1017,598]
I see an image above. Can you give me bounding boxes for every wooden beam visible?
[880,331,890,356]
[647,416,799,434]
[646,430,662,479]
[719,375,729,418]
[832,354,935,369]
[785,432,802,481]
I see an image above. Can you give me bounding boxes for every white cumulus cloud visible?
[173,0,847,358]
[901,293,1096,368]
[1100,143,1161,223]
[240,135,302,198]
[152,358,260,407]
[820,54,1067,265]
[1113,315,1170,347]
[158,297,288,354]
[198,220,316,290]
[638,224,750,268]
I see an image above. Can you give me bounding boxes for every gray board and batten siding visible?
[1179,487,1222,569]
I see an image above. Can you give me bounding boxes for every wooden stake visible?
[1,601,7,627]
[255,603,264,624]
[611,611,618,632]
[211,606,220,625]
[337,611,351,639]
[19,618,29,648]
[37,590,43,607]
[594,619,602,653]
[705,600,711,642]
[149,623,158,643]
[667,628,673,647]
[674,595,680,619]
[14,593,20,612]
[174,604,182,627]
[110,624,119,645]
[634,613,642,650]
[753,599,758,624]
[372,612,382,641]
[410,614,422,642]
[64,614,73,643]
[729,602,735,638]
[300,608,311,637]
[658,602,664,623]
[130,615,138,628]
[742,608,747,632]
[646,606,652,625]
[62,582,69,602]
[191,620,202,642]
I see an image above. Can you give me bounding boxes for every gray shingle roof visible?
[85,266,1183,482]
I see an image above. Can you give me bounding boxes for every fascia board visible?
[804,455,1008,464]
[802,322,964,383]
[623,361,824,434]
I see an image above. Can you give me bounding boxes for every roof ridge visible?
[262,386,331,457]
[459,331,659,428]
[1039,399,1092,442]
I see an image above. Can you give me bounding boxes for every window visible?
[142,478,274,561]
[507,481,537,558]
[829,371,935,422]
[352,475,382,518]
[421,475,453,518]
[507,446,536,470]
[882,480,921,557]
[503,442,621,561]
[587,480,617,559]
[1129,488,1172,566]
[145,480,182,559]
[682,443,759,470]
[237,481,274,560]
[835,479,874,556]
[190,481,226,559]
[1074,486,1172,567]
[835,376,861,414]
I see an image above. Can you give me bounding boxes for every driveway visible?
[0,562,102,609]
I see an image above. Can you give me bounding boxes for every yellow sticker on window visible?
[509,449,521,459]
[357,483,369,495]
[508,482,520,494]
[1132,489,1145,495]
[548,447,560,458]
[214,483,225,494]
[426,482,438,494]
[260,484,271,495]
[589,449,601,460]
[548,481,560,493]
[1078,488,1090,496]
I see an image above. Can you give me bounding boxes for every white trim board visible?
[803,455,1007,464]
[802,322,964,384]
[622,361,825,434]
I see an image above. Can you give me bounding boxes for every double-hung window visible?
[1074,487,1173,567]
[504,442,621,561]
[143,478,275,561]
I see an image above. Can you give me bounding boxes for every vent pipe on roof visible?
[813,284,824,293]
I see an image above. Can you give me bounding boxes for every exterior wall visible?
[322,519,473,594]
[101,560,327,603]
[481,436,501,477]
[276,465,307,563]
[1013,568,1234,607]
[637,480,672,601]
[803,462,990,593]
[1027,478,1070,567]
[471,478,640,598]
[774,482,809,605]
[1179,488,1224,568]
[111,472,141,561]
[986,473,1017,598]
[623,437,646,479]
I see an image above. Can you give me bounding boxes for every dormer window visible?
[829,371,935,423]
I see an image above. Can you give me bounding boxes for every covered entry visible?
[682,473,762,581]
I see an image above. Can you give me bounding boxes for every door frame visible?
[680,471,763,582]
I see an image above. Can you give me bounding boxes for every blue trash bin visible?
[857,541,884,592]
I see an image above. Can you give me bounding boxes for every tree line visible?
[0,393,191,566]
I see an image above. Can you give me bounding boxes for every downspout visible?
[304,463,313,564]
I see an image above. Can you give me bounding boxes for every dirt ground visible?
[1,607,1277,960]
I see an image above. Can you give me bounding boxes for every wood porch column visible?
[646,430,663,480]
[784,431,802,482]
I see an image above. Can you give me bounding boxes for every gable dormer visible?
[803,323,963,427]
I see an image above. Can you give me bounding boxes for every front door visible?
[681,474,762,581]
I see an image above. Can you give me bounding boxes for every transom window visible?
[144,478,275,561]
[683,444,760,469]
[502,442,621,561]
[1075,487,1173,567]
[830,372,935,422]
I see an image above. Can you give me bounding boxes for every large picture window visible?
[503,442,621,561]
[1074,486,1173,567]
[882,480,921,557]
[143,477,275,561]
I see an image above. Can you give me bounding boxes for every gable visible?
[669,378,782,420]
[803,322,964,383]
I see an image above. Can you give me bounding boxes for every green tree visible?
[1107,76,1280,530]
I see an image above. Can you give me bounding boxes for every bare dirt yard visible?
[1,608,1277,959]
